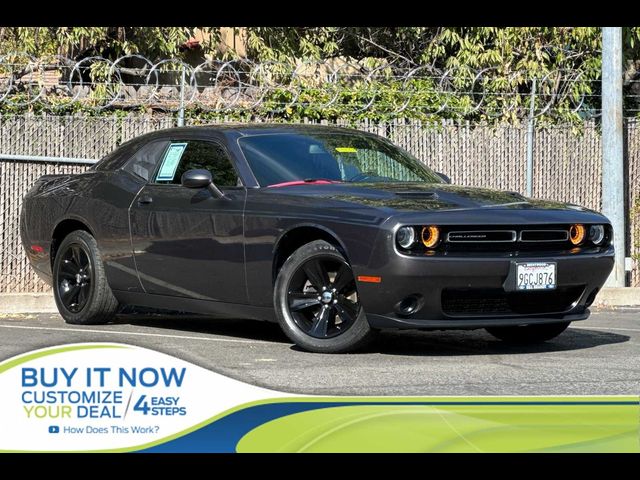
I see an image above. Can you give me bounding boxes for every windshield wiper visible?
[303,178,342,183]
[267,179,342,188]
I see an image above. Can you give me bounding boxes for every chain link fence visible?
[1,114,637,293]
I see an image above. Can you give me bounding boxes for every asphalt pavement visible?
[0,309,638,395]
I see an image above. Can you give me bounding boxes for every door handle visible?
[138,195,153,205]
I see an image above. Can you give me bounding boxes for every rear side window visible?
[154,140,240,187]
[93,138,140,171]
[122,140,169,181]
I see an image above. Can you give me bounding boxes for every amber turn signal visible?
[357,275,382,283]
[421,225,440,248]
[569,224,586,245]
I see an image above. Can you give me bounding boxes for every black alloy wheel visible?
[52,230,118,325]
[274,240,376,353]
[57,243,92,313]
[287,256,360,339]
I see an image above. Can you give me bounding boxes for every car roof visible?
[133,123,376,140]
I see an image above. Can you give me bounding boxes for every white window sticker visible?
[156,142,187,181]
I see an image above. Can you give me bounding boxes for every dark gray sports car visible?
[20,124,614,353]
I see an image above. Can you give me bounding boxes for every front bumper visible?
[367,311,590,329]
[356,244,614,330]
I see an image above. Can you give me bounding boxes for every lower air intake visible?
[441,286,585,317]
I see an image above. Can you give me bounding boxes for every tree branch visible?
[351,32,416,67]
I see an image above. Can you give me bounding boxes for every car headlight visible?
[421,225,440,248]
[588,225,605,245]
[396,226,416,249]
[569,224,586,245]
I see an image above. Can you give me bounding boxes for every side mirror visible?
[181,169,212,188]
[436,172,451,184]
[181,169,226,199]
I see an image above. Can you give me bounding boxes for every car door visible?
[129,137,247,303]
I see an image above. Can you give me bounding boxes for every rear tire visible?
[52,230,118,325]
[485,321,571,344]
[274,240,376,353]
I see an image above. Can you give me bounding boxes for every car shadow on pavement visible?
[113,313,629,355]
[113,314,291,344]
[374,327,630,356]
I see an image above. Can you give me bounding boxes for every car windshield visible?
[238,132,443,186]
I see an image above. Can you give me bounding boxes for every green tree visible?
[237,27,640,122]
[0,27,199,59]
[3,27,640,122]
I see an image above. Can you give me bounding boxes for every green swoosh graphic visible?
[236,404,640,453]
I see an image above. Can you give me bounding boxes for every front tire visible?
[52,230,118,325]
[485,321,571,344]
[274,240,376,353]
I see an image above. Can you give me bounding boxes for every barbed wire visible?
[0,53,637,117]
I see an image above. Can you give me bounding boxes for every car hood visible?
[268,182,592,213]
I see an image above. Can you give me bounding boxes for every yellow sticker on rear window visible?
[335,147,357,153]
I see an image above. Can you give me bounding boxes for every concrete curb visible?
[0,293,57,314]
[593,288,640,308]
[1,288,639,314]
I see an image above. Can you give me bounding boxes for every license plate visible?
[516,262,556,290]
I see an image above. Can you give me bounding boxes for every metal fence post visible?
[602,27,626,287]
[526,78,537,198]
[177,66,186,127]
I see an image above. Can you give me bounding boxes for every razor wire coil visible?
[0,53,637,117]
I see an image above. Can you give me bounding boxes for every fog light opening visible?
[395,294,423,317]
